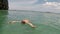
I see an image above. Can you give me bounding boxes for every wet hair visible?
[21,20,26,24]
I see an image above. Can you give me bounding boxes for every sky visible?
[8,0,60,12]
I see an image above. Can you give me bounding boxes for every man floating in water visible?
[21,19,36,28]
[8,19,36,28]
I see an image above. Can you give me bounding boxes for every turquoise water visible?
[0,10,60,34]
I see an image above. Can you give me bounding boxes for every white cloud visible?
[32,2,60,11]
[43,2,59,6]
[9,0,37,4]
[9,0,60,12]
[9,0,38,10]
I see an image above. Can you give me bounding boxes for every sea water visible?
[0,10,60,34]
